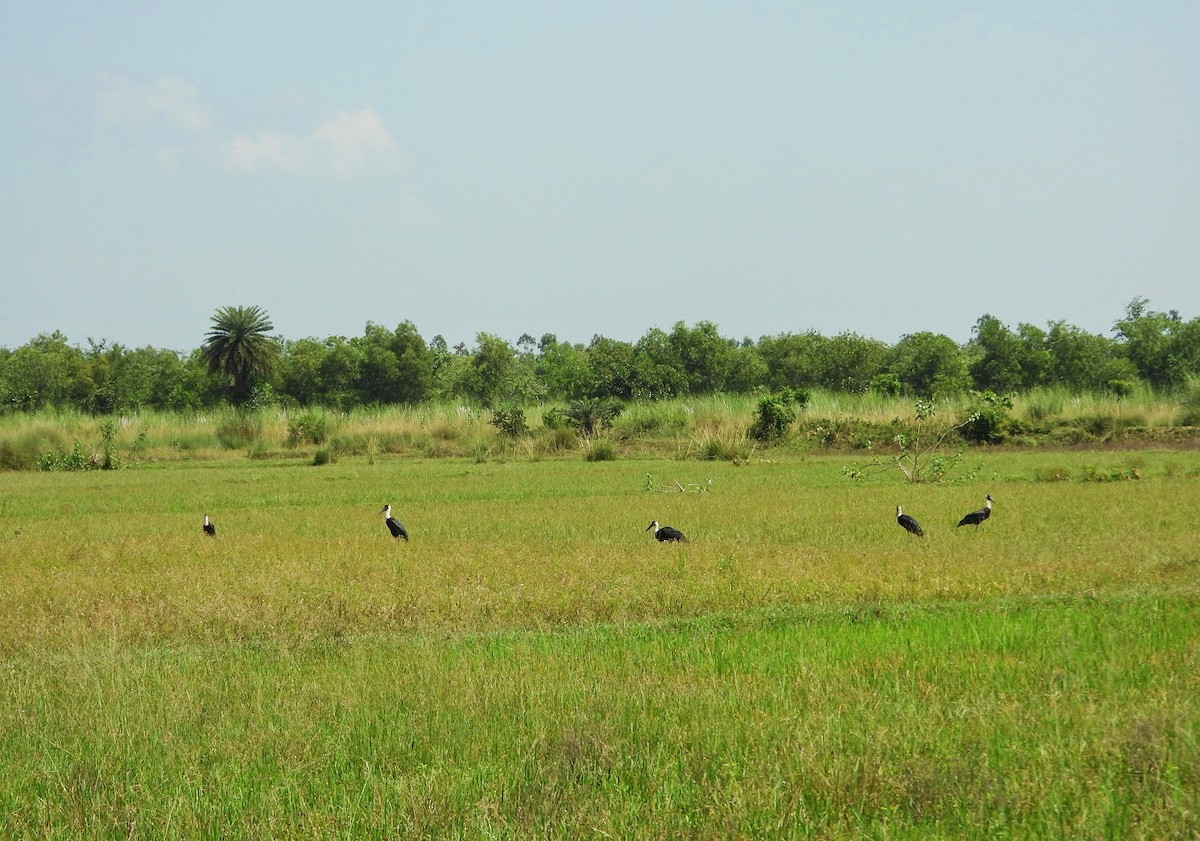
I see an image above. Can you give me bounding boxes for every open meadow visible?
[1,447,1199,838]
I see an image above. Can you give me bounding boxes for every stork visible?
[895,505,923,537]
[380,504,409,541]
[203,514,216,537]
[957,494,994,528]
[646,520,687,542]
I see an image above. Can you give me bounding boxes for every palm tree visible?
[201,305,279,405]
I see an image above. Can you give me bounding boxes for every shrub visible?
[489,406,528,437]
[871,374,902,398]
[287,411,330,446]
[37,440,92,472]
[542,408,571,430]
[749,391,798,442]
[959,391,1014,444]
[562,399,624,437]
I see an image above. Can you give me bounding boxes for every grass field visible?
[2,449,1198,838]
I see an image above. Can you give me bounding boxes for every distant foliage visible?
[4,300,1200,415]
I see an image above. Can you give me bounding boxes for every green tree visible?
[1046,321,1135,391]
[666,321,736,395]
[536,335,591,400]
[0,332,88,411]
[356,322,433,405]
[465,333,517,406]
[725,340,768,393]
[585,335,638,400]
[968,315,1027,394]
[278,338,329,406]
[631,328,687,398]
[821,332,888,392]
[140,347,210,411]
[756,332,825,391]
[200,305,280,406]
[321,337,366,409]
[883,332,969,398]
[1114,298,1200,389]
[1014,323,1053,388]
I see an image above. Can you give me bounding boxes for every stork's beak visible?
[379,506,388,514]
[644,522,653,532]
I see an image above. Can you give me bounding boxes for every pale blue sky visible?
[2,2,1197,352]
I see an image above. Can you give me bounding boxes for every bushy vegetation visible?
[4,299,1200,416]
[1,385,1198,473]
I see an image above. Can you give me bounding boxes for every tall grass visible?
[0,387,1195,471]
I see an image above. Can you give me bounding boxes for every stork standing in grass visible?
[203,514,216,537]
[895,505,923,537]
[380,505,409,541]
[957,494,994,528]
[646,520,687,542]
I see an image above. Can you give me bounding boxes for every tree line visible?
[1,298,1198,415]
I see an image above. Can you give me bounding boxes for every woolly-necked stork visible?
[895,505,923,537]
[957,494,994,528]
[203,514,216,537]
[646,520,687,542]
[380,505,409,541]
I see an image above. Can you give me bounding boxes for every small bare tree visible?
[843,400,976,483]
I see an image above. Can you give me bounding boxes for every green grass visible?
[1,451,1198,837]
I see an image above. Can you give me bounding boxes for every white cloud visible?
[99,75,211,130]
[221,108,402,176]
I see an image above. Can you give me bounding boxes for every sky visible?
[2,2,1198,353]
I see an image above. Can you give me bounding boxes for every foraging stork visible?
[646,520,687,542]
[203,514,216,537]
[895,505,924,537]
[957,494,994,528]
[380,504,409,541]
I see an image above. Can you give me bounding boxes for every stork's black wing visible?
[957,508,989,527]
[657,526,687,542]
[386,517,409,540]
[897,514,923,536]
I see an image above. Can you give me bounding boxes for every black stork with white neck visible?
[380,505,409,541]
[203,514,216,537]
[646,520,687,542]
[895,505,923,537]
[957,494,994,528]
